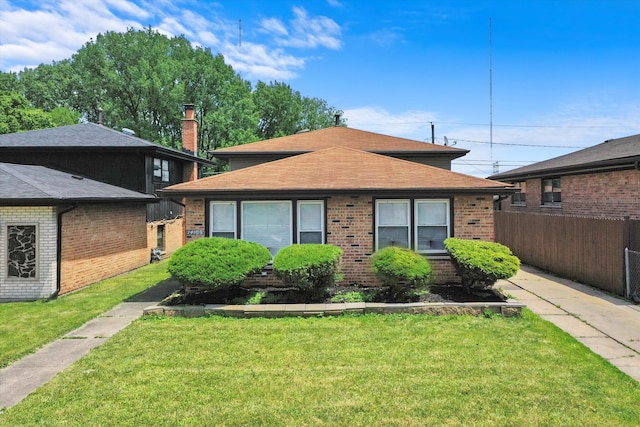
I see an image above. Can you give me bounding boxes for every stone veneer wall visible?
[0,206,57,301]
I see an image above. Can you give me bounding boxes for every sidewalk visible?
[0,279,181,410]
[500,265,640,382]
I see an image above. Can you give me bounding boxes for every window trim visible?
[414,199,451,254]
[6,223,39,280]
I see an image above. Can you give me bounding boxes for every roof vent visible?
[334,113,341,127]
[71,175,84,180]
[122,128,135,136]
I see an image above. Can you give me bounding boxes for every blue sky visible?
[1,0,639,177]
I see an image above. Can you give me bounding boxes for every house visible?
[0,105,213,257]
[0,162,156,301]
[160,127,515,286]
[488,133,640,296]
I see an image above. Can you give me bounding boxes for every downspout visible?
[48,204,78,301]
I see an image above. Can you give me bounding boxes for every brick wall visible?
[453,195,495,240]
[146,217,185,256]
[0,206,57,301]
[184,198,206,243]
[500,170,640,219]
[60,204,149,294]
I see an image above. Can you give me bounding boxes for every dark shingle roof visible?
[490,134,640,180]
[0,162,157,205]
[0,123,213,165]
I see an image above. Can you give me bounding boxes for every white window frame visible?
[375,199,411,251]
[241,201,293,257]
[153,158,170,182]
[209,201,237,239]
[414,199,450,254]
[6,223,39,280]
[297,200,325,244]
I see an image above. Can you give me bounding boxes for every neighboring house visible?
[0,162,156,301]
[489,133,640,296]
[0,105,212,256]
[490,133,640,219]
[161,127,514,286]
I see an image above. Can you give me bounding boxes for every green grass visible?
[0,261,170,368]
[1,311,638,426]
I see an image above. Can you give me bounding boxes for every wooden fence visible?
[494,212,640,296]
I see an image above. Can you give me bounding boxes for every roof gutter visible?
[48,203,78,301]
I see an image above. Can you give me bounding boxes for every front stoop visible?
[143,300,524,318]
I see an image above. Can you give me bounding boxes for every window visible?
[375,199,451,253]
[242,201,292,257]
[210,202,237,239]
[376,200,410,250]
[542,178,561,206]
[298,201,324,244]
[511,182,526,205]
[153,158,169,182]
[156,224,165,250]
[7,225,37,279]
[415,200,450,253]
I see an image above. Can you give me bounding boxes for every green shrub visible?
[444,238,520,292]
[167,238,271,290]
[272,244,343,300]
[371,246,432,299]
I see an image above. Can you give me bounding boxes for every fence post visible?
[625,247,631,298]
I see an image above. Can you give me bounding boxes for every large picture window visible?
[242,201,292,257]
[7,225,37,279]
[376,199,451,253]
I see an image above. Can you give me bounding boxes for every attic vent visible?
[122,128,135,136]
[71,175,84,180]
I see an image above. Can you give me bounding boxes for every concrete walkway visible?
[2,267,639,411]
[500,265,640,382]
[0,279,181,410]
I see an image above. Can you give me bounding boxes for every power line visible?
[453,138,587,148]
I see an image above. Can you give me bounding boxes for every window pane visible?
[212,232,235,239]
[153,158,162,178]
[378,226,409,249]
[417,226,447,251]
[161,160,169,182]
[243,202,291,256]
[211,203,236,233]
[299,232,322,244]
[299,203,321,231]
[378,202,409,226]
[417,202,447,225]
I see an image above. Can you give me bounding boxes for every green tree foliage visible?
[0,92,53,134]
[4,28,342,154]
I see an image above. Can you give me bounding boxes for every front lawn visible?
[1,312,637,426]
[0,261,170,368]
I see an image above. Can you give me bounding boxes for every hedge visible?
[272,244,343,299]
[167,238,272,289]
[444,238,520,291]
[371,246,432,298]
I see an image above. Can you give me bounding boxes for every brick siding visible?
[0,206,57,301]
[147,217,185,256]
[60,204,149,294]
[500,169,640,219]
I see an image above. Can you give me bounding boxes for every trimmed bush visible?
[272,244,343,300]
[167,238,272,289]
[444,238,520,292]
[371,246,432,299]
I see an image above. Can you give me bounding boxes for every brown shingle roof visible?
[163,147,512,195]
[213,126,468,158]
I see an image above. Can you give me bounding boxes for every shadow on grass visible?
[126,278,182,303]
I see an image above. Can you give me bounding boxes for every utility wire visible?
[452,138,587,148]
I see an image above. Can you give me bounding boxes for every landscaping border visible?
[143,300,525,318]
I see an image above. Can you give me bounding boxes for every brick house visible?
[161,127,515,286]
[0,163,156,301]
[489,133,640,296]
[490,133,640,219]
[0,105,212,257]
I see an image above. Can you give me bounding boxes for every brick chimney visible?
[182,103,198,182]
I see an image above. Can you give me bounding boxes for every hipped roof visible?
[490,133,640,180]
[0,162,157,205]
[0,123,214,165]
[212,126,468,159]
[162,146,513,196]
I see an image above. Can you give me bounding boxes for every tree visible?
[0,92,54,134]
[253,81,303,139]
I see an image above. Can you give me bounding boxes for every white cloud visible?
[266,7,342,50]
[260,17,289,37]
[223,42,304,80]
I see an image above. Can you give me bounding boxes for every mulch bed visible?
[164,284,507,306]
